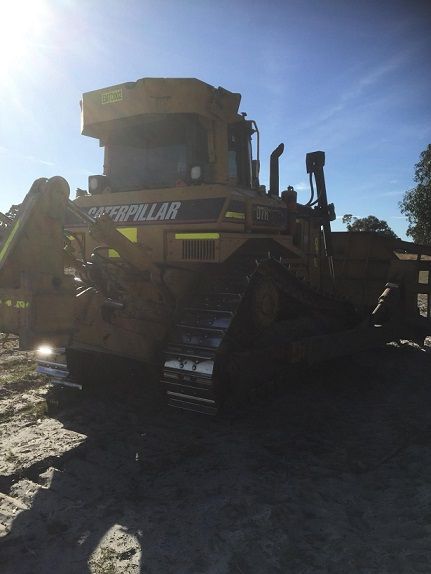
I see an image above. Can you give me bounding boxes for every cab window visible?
[228,123,252,188]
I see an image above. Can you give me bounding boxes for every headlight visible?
[190,166,202,180]
[88,175,110,194]
[89,176,100,191]
[36,345,54,357]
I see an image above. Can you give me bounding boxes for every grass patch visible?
[89,547,118,574]
[0,363,37,384]
[21,400,48,419]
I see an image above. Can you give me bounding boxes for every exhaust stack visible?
[269,143,284,197]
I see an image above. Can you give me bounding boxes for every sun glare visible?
[0,0,51,76]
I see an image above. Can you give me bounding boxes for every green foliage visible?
[400,144,431,244]
[0,204,21,240]
[5,204,21,220]
[342,214,398,238]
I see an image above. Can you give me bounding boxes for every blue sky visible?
[0,0,430,239]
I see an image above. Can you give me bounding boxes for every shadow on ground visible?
[2,344,431,573]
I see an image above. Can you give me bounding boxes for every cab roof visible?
[81,77,242,139]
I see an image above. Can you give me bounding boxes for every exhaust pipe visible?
[269,143,284,197]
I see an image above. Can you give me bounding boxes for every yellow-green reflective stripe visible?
[175,233,220,240]
[109,227,138,257]
[0,299,30,309]
[118,227,138,242]
[225,211,245,220]
[0,219,20,263]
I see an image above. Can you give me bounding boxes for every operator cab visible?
[82,78,258,195]
[90,115,256,193]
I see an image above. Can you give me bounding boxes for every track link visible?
[161,256,356,415]
[161,260,255,414]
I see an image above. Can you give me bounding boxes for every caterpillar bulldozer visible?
[0,78,430,414]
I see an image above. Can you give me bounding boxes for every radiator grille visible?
[182,239,216,261]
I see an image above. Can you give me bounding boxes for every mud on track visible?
[1,337,431,574]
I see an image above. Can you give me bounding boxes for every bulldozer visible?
[0,77,430,414]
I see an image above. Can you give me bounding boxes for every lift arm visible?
[306,151,336,287]
[0,176,171,350]
[0,177,76,349]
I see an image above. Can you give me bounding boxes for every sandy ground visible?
[1,336,431,573]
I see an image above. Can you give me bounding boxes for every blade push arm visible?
[0,177,75,348]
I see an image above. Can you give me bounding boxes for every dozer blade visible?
[0,177,76,349]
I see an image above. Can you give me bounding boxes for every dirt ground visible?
[1,336,431,574]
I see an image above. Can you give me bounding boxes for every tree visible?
[342,214,398,238]
[400,144,431,244]
[0,204,21,241]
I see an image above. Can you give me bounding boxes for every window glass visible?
[228,150,238,178]
[109,144,187,189]
[228,123,252,187]
[105,114,208,191]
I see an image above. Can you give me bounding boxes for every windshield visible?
[104,114,208,191]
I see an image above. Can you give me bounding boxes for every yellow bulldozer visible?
[0,78,430,414]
